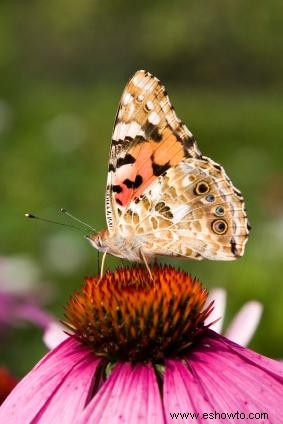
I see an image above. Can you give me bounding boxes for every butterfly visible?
[87,70,250,272]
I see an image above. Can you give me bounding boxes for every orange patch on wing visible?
[130,143,153,163]
[112,131,185,207]
[153,130,184,166]
[115,134,185,207]
[114,190,131,207]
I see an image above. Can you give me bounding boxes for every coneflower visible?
[0,265,282,423]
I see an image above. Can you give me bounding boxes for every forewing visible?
[105,70,201,231]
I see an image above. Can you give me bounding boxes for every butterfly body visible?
[88,70,250,263]
[88,229,144,262]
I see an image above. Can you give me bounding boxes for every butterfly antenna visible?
[60,208,96,233]
[25,213,81,231]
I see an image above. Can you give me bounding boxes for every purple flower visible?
[206,288,263,346]
[0,266,282,423]
[0,256,54,333]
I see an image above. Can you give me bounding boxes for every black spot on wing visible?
[152,161,170,176]
[183,135,197,157]
[233,187,243,198]
[112,139,122,146]
[213,163,222,171]
[108,163,115,172]
[143,122,162,141]
[151,127,162,142]
[112,185,123,193]
[183,135,195,148]
[230,237,239,256]
[123,174,143,189]
[134,135,146,144]
[116,154,136,168]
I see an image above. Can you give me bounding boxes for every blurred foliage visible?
[1,0,283,88]
[0,0,282,376]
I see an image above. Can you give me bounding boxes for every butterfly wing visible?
[106,70,201,232]
[105,70,249,260]
[117,156,250,260]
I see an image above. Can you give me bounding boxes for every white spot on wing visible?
[113,121,142,141]
[128,121,142,138]
[122,92,133,105]
[146,181,162,202]
[125,202,141,214]
[114,164,134,181]
[148,111,160,125]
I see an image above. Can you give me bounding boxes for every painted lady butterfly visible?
[88,70,250,269]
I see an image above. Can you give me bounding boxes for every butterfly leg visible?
[139,249,153,280]
[99,249,108,280]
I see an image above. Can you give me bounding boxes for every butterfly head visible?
[86,229,110,253]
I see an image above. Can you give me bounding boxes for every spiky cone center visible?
[64,265,213,363]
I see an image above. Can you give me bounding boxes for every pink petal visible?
[205,288,226,333]
[164,331,283,423]
[164,360,212,422]
[219,332,283,378]
[43,321,69,350]
[0,337,102,423]
[225,301,263,347]
[76,362,164,424]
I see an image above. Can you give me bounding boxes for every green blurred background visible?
[0,0,282,376]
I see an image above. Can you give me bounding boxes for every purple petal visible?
[0,337,102,422]
[13,302,53,329]
[224,301,263,347]
[0,292,52,329]
[76,362,164,424]
[43,321,69,350]
[164,330,283,423]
